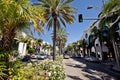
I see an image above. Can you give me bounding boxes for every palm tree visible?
[90,27,102,58]
[0,0,46,77]
[100,0,120,41]
[37,38,43,53]
[38,38,43,46]
[0,0,45,53]
[100,0,120,66]
[76,40,83,56]
[55,27,68,55]
[102,0,120,14]
[99,0,120,28]
[34,0,76,60]
[66,43,74,56]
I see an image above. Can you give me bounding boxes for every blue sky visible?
[31,0,107,45]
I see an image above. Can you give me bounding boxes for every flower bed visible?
[8,56,66,80]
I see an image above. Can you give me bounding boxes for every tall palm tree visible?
[34,0,76,60]
[100,0,120,66]
[55,27,68,55]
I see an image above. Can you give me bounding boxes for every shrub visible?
[7,56,66,80]
[8,59,44,80]
[28,48,35,54]
[40,56,66,80]
[0,62,8,80]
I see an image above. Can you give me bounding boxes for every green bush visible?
[28,48,35,54]
[8,59,44,80]
[0,62,8,80]
[7,56,66,80]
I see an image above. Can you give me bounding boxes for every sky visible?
[31,0,108,45]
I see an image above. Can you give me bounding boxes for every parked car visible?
[84,56,100,62]
[22,55,31,62]
[64,54,70,59]
[37,54,47,60]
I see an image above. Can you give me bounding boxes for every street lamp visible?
[87,5,94,10]
[87,0,105,10]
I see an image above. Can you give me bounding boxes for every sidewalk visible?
[84,56,120,73]
[63,58,119,80]
[102,60,120,73]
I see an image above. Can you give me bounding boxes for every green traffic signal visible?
[79,14,83,23]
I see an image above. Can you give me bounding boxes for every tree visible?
[91,26,103,57]
[55,27,68,55]
[100,0,120,65]
[102,0,120,14]
[0,0,45,52]
[0,0,46,77]
[34,0,76,60]
[100,0,120,28]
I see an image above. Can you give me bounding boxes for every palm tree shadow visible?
[71,57,120,80]
[83,74,101,80]
[67,75,82,80]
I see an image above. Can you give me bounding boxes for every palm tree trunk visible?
[58,40,61,56]
[2,29,15,61]
[1,28,15,78]
[53,18,57,60]
[59,40,62,56]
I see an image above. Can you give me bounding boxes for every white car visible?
[37,54,47,60]
[85,56,100,62]
[64,54,70,59]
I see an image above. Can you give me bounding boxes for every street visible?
[63,58,120,80]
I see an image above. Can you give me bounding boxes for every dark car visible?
[22,55,31,62]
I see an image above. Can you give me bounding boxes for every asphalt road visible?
[63,58,120,80]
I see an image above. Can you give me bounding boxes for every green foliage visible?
[8,59,45,80]
[0,62,8,80]
[5,56,65,80]
[28,48,35,54]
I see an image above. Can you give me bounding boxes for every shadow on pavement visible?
[71,57,120,80]
[83,74,101,80]
[67,75,82,80]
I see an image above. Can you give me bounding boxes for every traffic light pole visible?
[83,18,100,20]
[78,14,101,23]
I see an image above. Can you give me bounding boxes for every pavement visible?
[102,61,120,73]
[63,57,120,80]
[84,56,120,73]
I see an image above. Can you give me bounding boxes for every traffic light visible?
[79,14,83,22]
[114,32,120,43]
